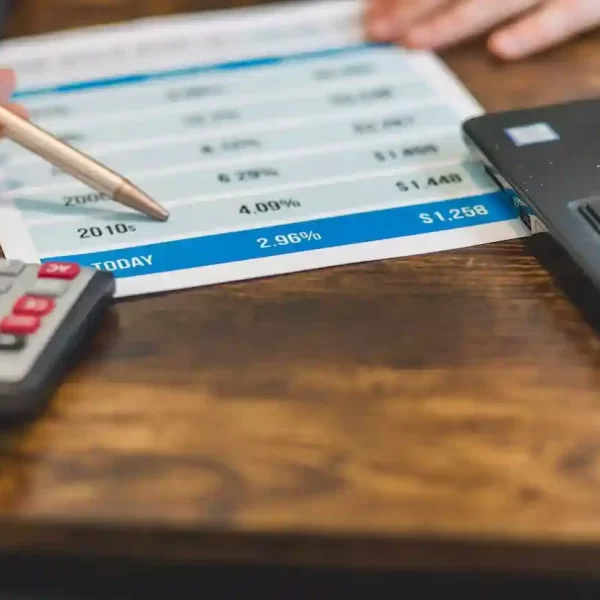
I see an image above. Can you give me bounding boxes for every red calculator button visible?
[13,296,55,317]
[39,262,80,280]
[0,315,40,335]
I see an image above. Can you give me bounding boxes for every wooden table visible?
[3,0,600,580]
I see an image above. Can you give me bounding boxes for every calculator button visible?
[39,262,80,280]
[13,296,55,317]
[0,334,25,351]
[0,314,40,335]
[0,260,24,276]
[0,277,13,294]
[27,278,68,298]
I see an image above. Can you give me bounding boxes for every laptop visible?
[463,97,600,292]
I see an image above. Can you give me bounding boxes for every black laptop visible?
[463,97,600,292]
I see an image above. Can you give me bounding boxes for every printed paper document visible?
[0,0,528,297]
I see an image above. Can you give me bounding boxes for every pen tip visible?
[114,182,170,221]
[152,205,170,221]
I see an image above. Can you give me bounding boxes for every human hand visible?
[365,0,600,60]
[0,69,28,129]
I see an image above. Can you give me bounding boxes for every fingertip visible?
[364,0,385,14]
[0,68,15,80]
[0,68,16,98]
[363,0,391,40]
[367,18,396,41]
[401,27,433,49]
[487,31,524,60]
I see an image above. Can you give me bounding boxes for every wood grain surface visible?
[3,0,600,577]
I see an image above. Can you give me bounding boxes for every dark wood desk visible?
[3,0,600,580]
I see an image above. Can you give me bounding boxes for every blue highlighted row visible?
[42,192,519,278]
[13,42,391,99]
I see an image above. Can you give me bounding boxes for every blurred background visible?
[1,0,282,37]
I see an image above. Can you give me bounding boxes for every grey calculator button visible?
[27,278,68,297]
[0,277,12,293]
[0,259,24,276]
[0,334,25,351]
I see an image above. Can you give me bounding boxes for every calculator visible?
[0,260,115,422]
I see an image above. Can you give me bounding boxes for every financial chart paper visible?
[0,0,528,297]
